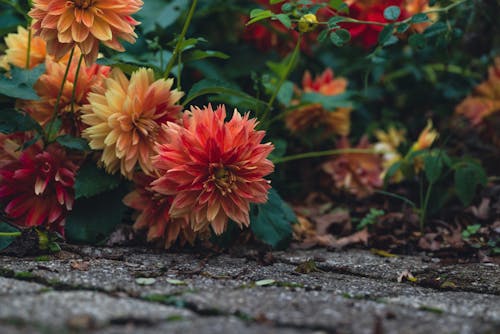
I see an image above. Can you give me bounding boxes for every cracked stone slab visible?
[272,249,500,295]
[0,277,46,296]
[0,291,193,330]
[181,287,500,334]
[95,316,316,334]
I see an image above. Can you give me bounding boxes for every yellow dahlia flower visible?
[0,26,47,70]
[82,68,184,179]
[29,0,143,65]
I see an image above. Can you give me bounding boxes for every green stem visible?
[163,0,198,79]
[420,181,433,231]
[261,33,302,124]
[272,148,376,164]
[374,190,416,208]
[0,232,21,237]
[70,53,84,114]
[26,23,32,69]
[46,47,75,141]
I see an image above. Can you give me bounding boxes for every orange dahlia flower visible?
[0,143,79,234]
[29,0,143,65]
[455,58,500,127]
[20,57,110,136]
[286,68,351,136]
[322,136,382,198]
[152,105,275,235]
[0,26,47,70]
[81,68,184,179]
[123,173,198,249]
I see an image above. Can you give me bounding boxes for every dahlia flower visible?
[373,126,406,182]
[0,143,78,234]
[82,68,184,179]
[286,69,351,136]
[322,136,383,198]
[455,58,500,126]
[152,104,274,235]
[0,26,47,70]
[29,0,143,65]
[20,57,110,136]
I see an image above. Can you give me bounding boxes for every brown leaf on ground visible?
[70,260,90,271]
[327,228,369,249]
[467,198,490,220]
[397,269,417,283]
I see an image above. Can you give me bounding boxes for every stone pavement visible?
[0,246,498,334]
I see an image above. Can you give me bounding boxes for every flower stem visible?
[46,47,75,142]
[163,0,198,79]
[0,232,21,237]
[420,181,434,231]
[272,148,376,164]
[70,53,84,114]
[261,34,302,125]
[26,23,32,69]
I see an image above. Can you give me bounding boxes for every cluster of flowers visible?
[242,0,432,52]
[284,68,438,198]
[0,0,274,248]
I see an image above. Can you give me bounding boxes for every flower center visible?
[134,118,160,141]
[208,165,236,196]
[41,161,52,174]
[72,0,93,9]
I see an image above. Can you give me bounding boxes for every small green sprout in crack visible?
[14,271,36,279]
[419,305,444,314]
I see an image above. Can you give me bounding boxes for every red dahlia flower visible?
[152,105,274,235]
[0,144,78,234]
[123,173,197,249]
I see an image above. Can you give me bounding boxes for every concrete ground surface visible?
[0,246,498,334]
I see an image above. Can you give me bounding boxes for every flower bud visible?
[298,14,318,33]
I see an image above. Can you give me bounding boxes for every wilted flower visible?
[152,104,274,235]
[455,57,500,126]
[20,57,110,136]
[322,136,382,198]
[373,126,406,182]
[286,68,351,136]
[0,143,78,234]
[412,120,438,151]
[123,173,197,249]
[29,0,143,65]
[0,26,47,70]
[82,68,184,179]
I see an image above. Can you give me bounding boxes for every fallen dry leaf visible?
[69,260,90,271]
[397,270,417,283]
[328,228,369,249]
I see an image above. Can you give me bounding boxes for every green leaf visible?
[423,152,443,184]
[255,279,276,286]
[65,185,128,243]
[0,108,43,134]
[0,64,45,100]
[270,0,285,4]
[383,35,399,47]
[247,9,274,25]
[55,135,90,151]
[275,13,292,28]
[329,0,349,14]
[424,22,448,38]
[277,81,294,106]
[330,29,351,46]
[328,16,348,29]
[454,163,487,206]
[74,160,122,199]
[268,138,287,161]
[397,23,410,33]
[138,0,189,34]
[250,189,296,249]
[0,222,20,251]
[411,13,429,23]
[409,34,426,49]
[317,29,330,42]
[184,78,267,108]
[378,24,394,45]
[383,6,401,21]
[181,50,230,63]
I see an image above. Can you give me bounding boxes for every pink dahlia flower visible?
[123,173,197,249]
[0,144,79,234]
[29,0,143,65]
[152,105,275,235]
